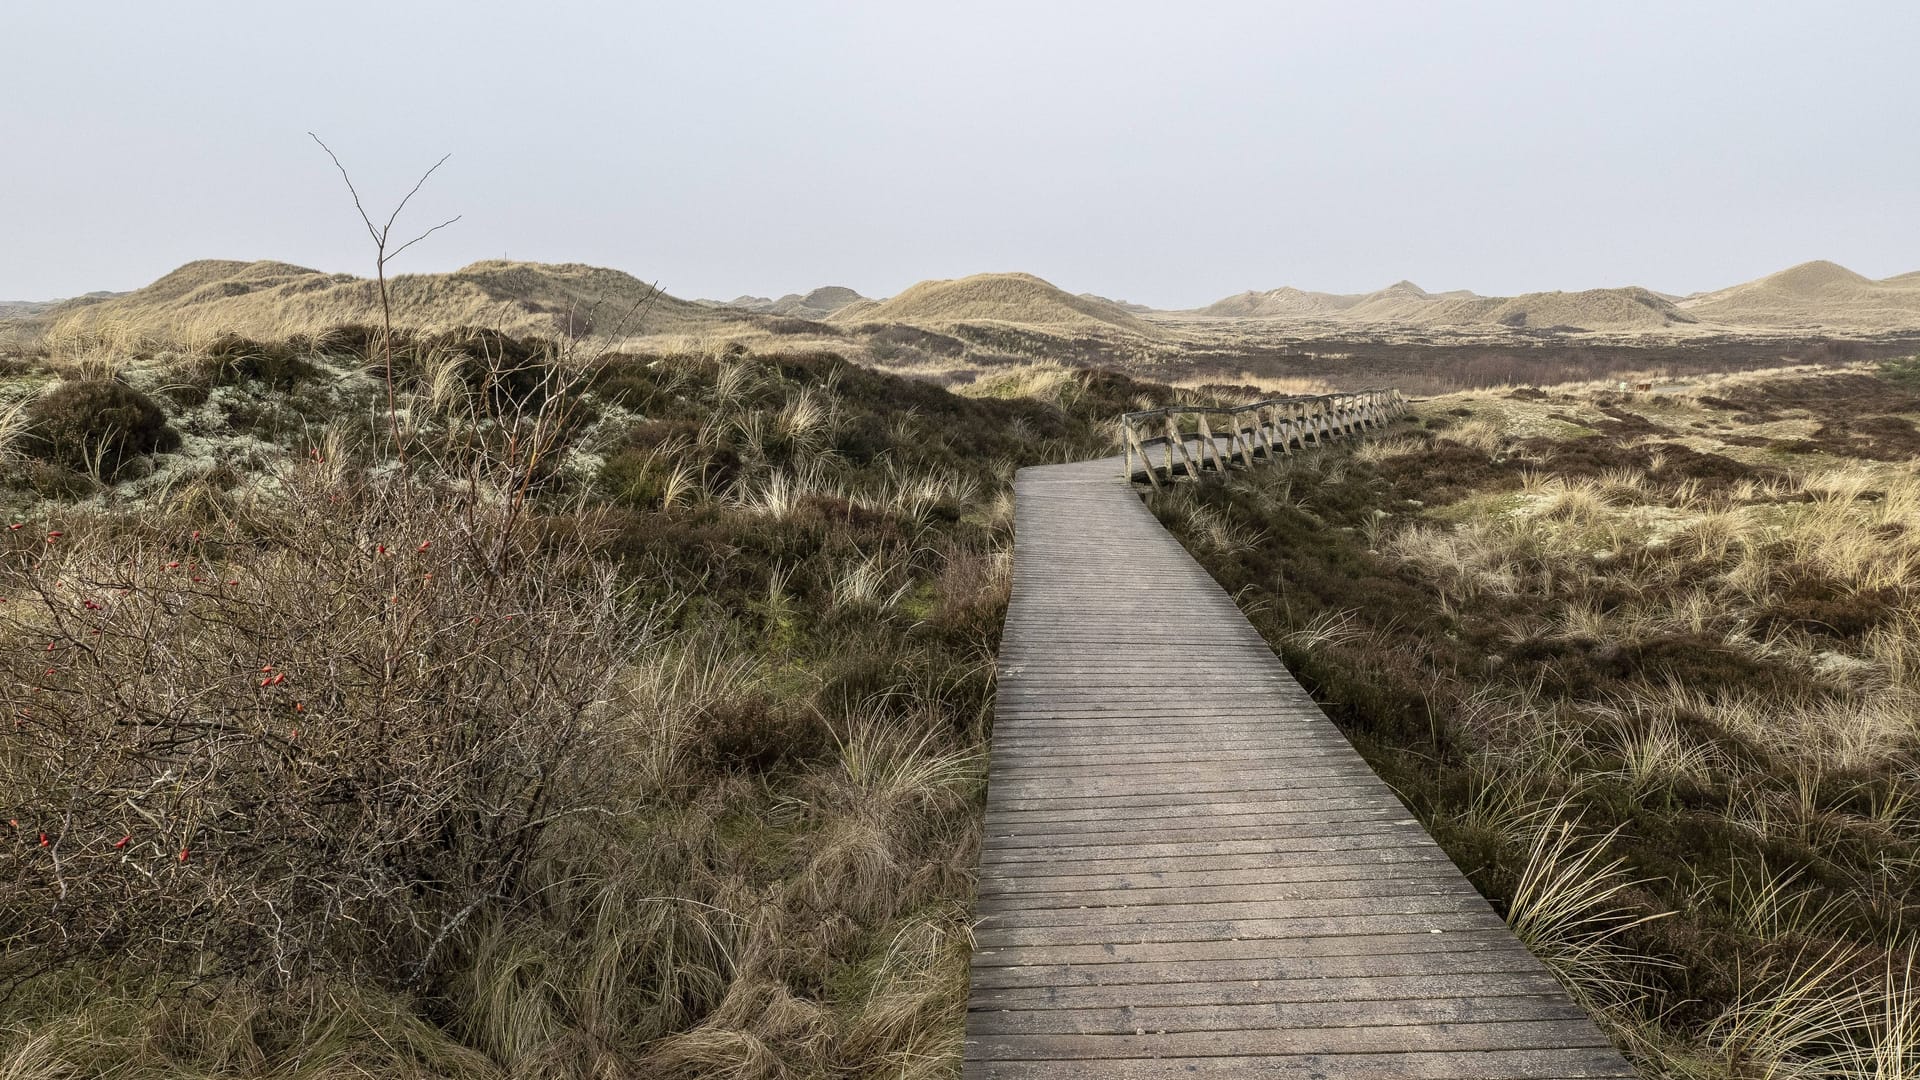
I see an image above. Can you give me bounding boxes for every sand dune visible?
[1078,292,1154,314]
[1339,281,1456,323]
[833,272,1156,335]
[38,257,1920,348]
[1677,260,1920,328]
[705,286,869,318]
[1198,261,1919,331]
[49,259,723,340]
[1480,287,1695,330]
[1199,286,1361,318]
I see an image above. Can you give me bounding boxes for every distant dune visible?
[1078,292,1155,314]
[1339,281,1462,323]
[834,272,1157,335]
[1198,260,1920,332]
[1199,279,1697,331]
[1676,260,1920,328]
[703,285,869,319]
[1199,286,1360,318]
[48,259,723,339]
[32,257,1920,349]
[1479,287,1695,330]
[1,290,122,318]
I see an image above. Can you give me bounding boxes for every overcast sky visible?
[5,1,1918,307]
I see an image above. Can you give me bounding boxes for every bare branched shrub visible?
[0,455,646,991]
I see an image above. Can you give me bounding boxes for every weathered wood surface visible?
[965,451,1634,1078]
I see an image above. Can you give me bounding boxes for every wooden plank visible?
[975,857,1459,897]
[976,886,1482,929]
[963,1018,1616,1059]
[968,993,1591,1036]
[984,793,1405,822]
[984,780,1398,814]
[969,930,1536,978]
[974,908,1501,950]
[972,877,1472,915]
[979,819,1424,856]
[983,809,1413,844]
[971,967,1565,1009]
[976,847,1453,880]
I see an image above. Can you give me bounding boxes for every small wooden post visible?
[1196,412,1228,473]
[1133,423,1163,490]
[1166,413,1200,479]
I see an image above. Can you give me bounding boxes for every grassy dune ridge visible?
[0,326,1182,1077]
[1154,363,1920,1078]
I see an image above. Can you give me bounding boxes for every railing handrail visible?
[1119,388,1407,487]
[1120,389,1395,422]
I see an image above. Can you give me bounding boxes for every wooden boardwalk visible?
[965,449,1636,1078]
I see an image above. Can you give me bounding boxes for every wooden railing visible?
[1120,389,1408,488]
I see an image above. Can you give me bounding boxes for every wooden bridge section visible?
[1120,389,1406,487]
[965,399,1634,1078]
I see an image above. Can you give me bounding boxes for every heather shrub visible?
[20,380,179,481]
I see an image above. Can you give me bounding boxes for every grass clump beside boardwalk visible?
[1152,363,1920,1078]
[0,327,1161,1078]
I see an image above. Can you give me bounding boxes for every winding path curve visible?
[964,444,1636,1078]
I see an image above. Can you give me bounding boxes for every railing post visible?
[1195,412,1228,473]
[1133,421,1163,491]
[1166,413,1200,479]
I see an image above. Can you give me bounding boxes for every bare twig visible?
[309,133,462,459]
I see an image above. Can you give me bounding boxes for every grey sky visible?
[5,1,1918,308]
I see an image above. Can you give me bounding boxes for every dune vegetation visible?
[0,320,1176,1078]
[4,285,1918,1079]
[1153,362,1920,1078]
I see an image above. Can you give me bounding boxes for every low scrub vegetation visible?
[0,327,1157,1077]
[1154,365,1920,1078]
